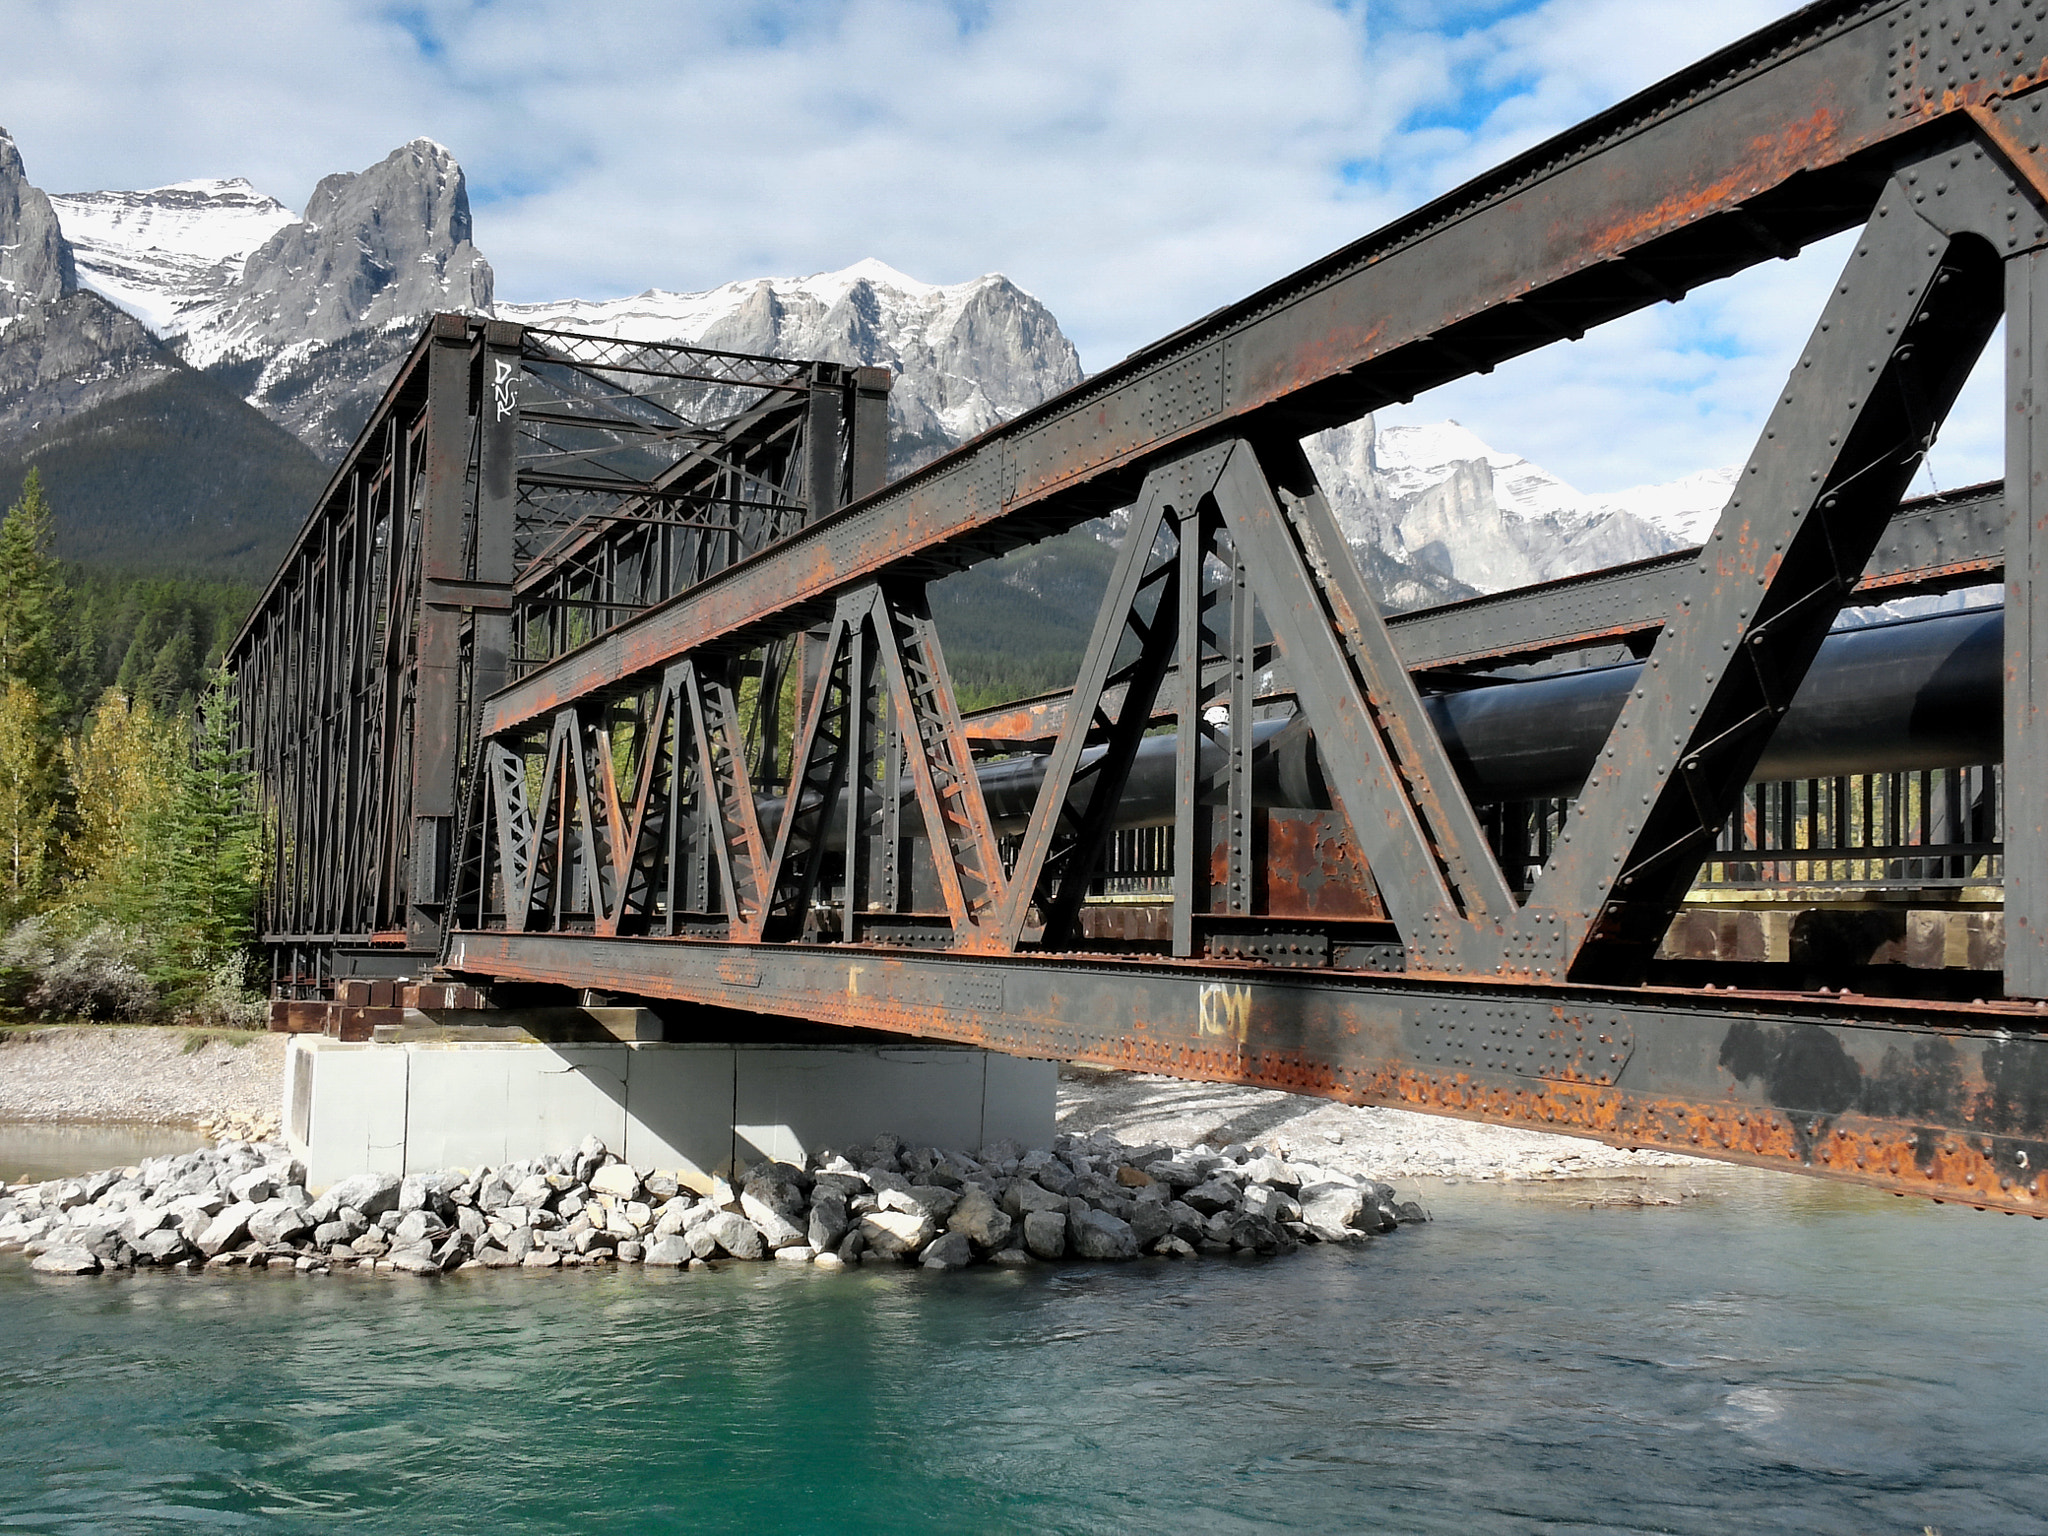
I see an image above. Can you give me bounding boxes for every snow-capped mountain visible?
[1585,465,1740,545]
[48,178,297,338]
[19,130,1060,470]
[2,121,1741,603]
[501,258,1081,469]
[1305,416,1733,596]
[4,137,495,458]
[51,142,491,373]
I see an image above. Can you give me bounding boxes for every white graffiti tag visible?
[493,358,518,422]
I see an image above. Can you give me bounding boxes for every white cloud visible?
[2,0,2008,493]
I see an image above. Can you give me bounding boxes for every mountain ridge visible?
[502,257,1084,472]
[0,125,1742,615]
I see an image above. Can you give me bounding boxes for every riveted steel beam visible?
[446,929,2048,1218]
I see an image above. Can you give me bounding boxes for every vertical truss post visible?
[406,313,475,946]
[807,362,845,524]
[2007,246,2048,997]
[663,665,704,930]
[750,641,792,790]
[843,619,878,943]
[686,661,770,939]
[757,612,856,942]
[445,320,525,954]
[870,702,903,915]
[996,447,1228,949]
[1225,545,1255,918]
[1171,502,1225,958]
[850,367,892,501]
[471,321,523,701]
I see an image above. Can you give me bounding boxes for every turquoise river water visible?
[0,1160,2043,1534]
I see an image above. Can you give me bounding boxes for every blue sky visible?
[0,0,2008,492]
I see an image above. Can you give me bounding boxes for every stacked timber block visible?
[267,980,490,1041]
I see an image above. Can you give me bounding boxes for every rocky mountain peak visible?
[0,127,77,323]
[1307,414,1730,598]
[502,261,1084,470]
[195,138,493,366]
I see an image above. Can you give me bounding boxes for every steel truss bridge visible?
[231,0,2048,1216]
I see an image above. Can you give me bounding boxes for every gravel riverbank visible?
[1059,1066,1707,1183]
[0,1028,285,1129]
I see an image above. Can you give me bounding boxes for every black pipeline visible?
[769,606,2002,840]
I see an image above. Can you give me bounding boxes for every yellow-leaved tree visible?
[66,686,178,918]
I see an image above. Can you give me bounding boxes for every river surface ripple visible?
[0,1168,2041,1534]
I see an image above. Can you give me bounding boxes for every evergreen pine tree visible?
[149,667,260,1000]
[0,470,76,716]
[142,625,198,715]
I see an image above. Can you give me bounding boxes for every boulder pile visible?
[0,1128,1426,1277]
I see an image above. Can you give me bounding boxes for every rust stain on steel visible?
[962,699,1061,747]
[1572,105,1846,261]
[1253,809,1387,921]
[1854,554,2001,595]
[452,931,2048,1214]
[1964,99,2048,211]
[1060,1037,2048,1218]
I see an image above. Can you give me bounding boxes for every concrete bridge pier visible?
[281,1009,1055,1191]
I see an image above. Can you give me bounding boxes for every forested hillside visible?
[0,472,262,1028]
[928,525,1118,710]
[0,371,326,581]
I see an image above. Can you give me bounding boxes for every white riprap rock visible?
[1021,1209,1066,1260]
[920,1232,973,1269]
[588,1164,642,1201]
[30,1245,99,1275]
[1067,1206,1138,1261]
[309,1173,400,1223]
[946,1185,1012,1251]
[196,1201,261,1257]
[739,1192,807,1250]
[858,1209,934,1260]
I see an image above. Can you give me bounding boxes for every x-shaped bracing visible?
[994,138,2043,984]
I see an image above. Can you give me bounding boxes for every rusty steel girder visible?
[446,930,2048,1218]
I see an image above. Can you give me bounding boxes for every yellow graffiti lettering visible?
[1197,983,1253,1044]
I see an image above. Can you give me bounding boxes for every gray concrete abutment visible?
[283,1015,1055,1191]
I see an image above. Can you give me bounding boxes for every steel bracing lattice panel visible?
[228,314,888,987]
